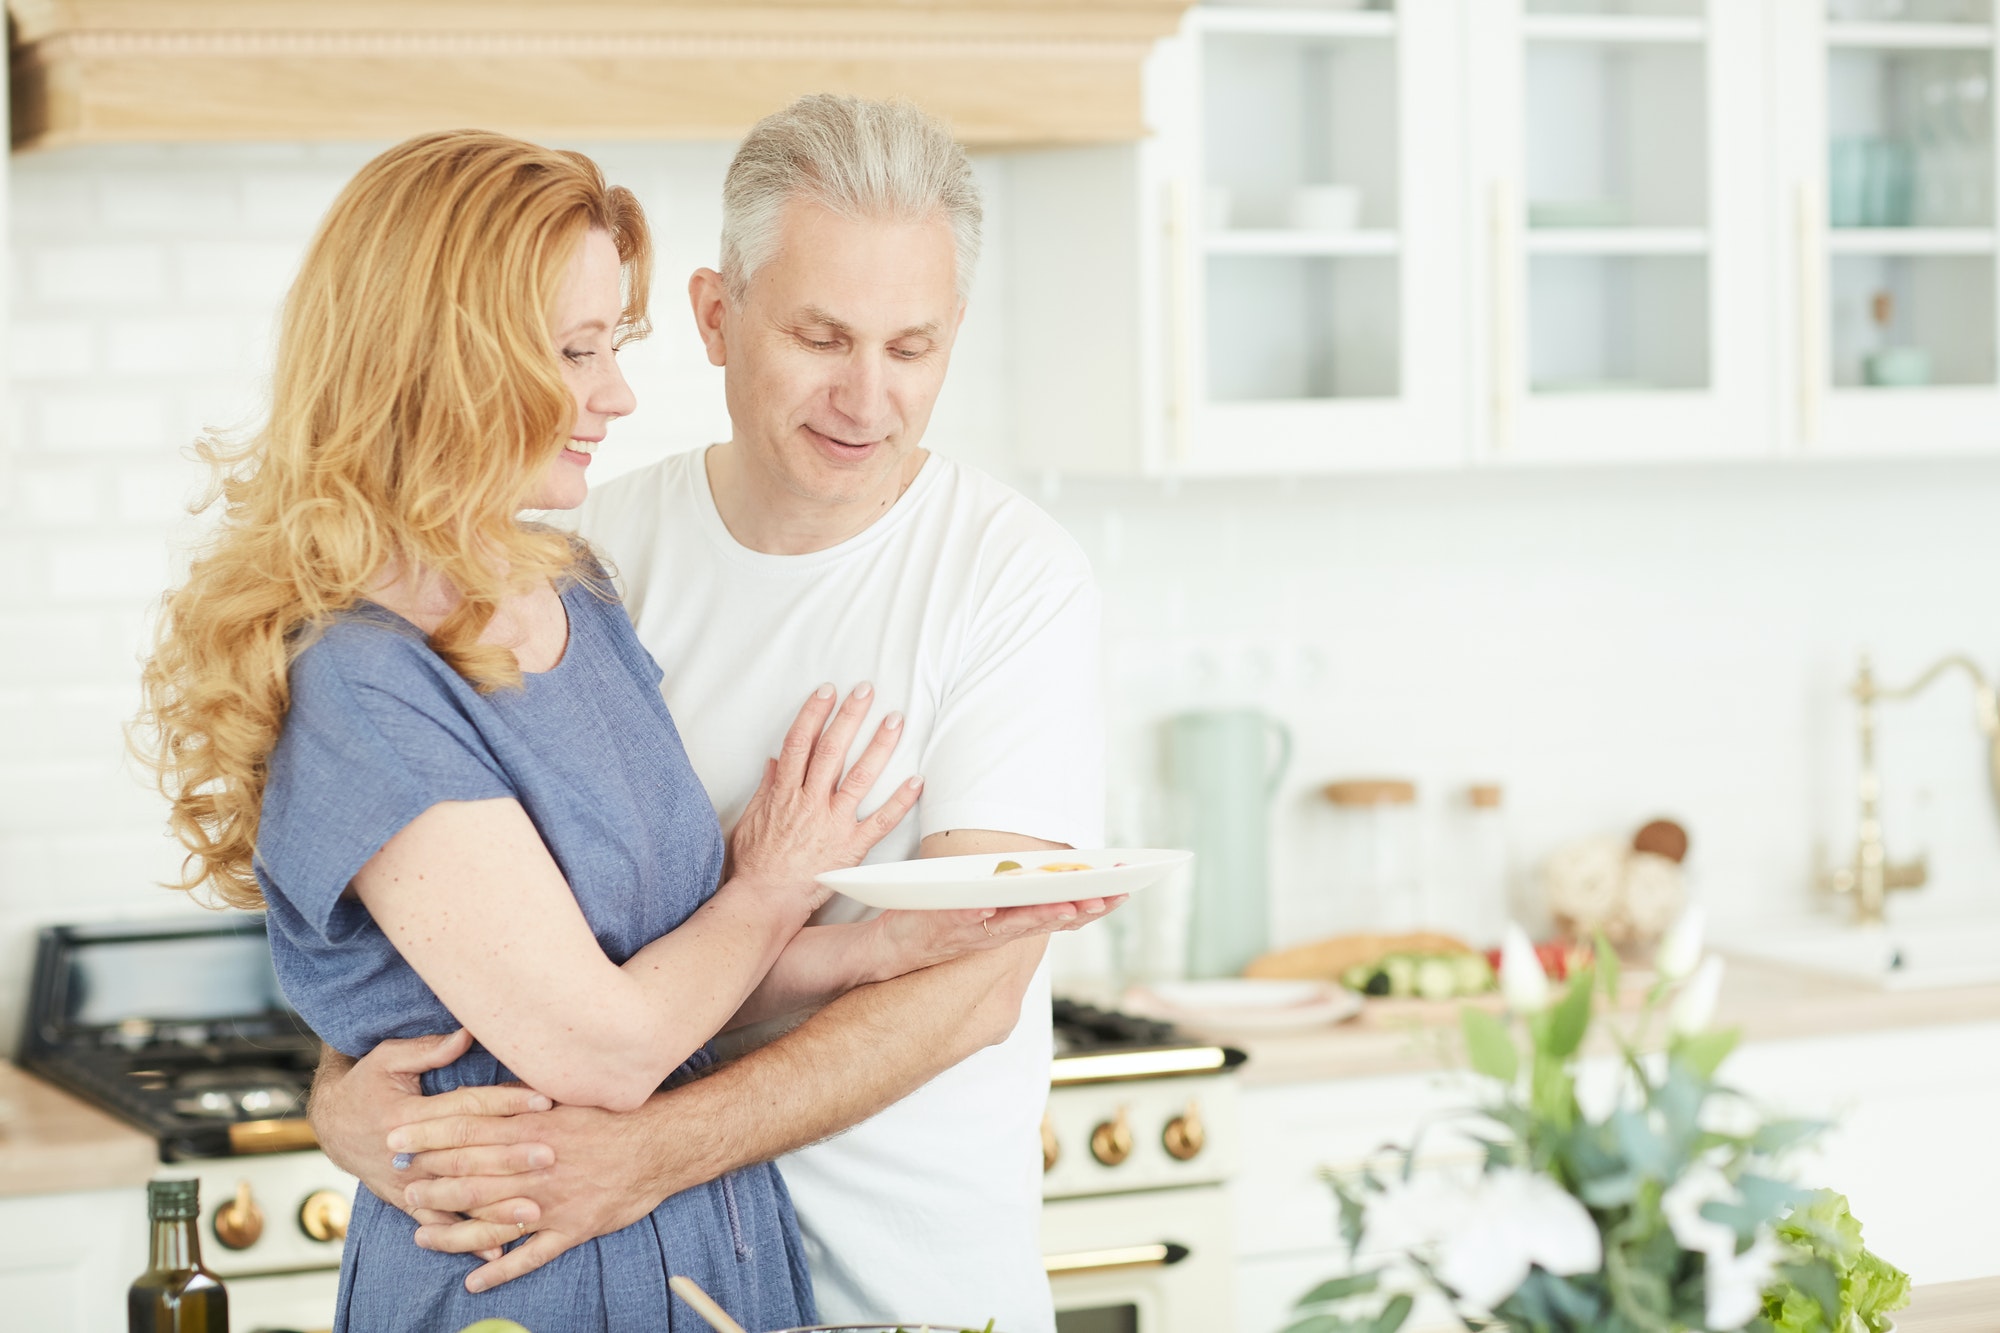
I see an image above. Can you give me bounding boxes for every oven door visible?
[1042,1186,1234,1333]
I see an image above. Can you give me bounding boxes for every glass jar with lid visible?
[1320,778,1422,931]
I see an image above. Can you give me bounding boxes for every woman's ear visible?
[688,268,729,368]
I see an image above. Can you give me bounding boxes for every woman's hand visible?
[869,894,1128,977]
[727,683,921,913]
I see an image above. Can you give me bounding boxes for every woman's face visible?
[527,229,637,511]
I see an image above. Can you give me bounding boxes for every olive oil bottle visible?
[129,1178,228,1332]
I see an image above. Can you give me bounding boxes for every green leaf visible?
[1751,1118,1828,1156]
[1462,1005,1519,1082]
[1593,929,1623,1003]
[1368,1294,1415,1333]
[1296,1271,1380,1308]
[1671,1026,1741,1081]
[1545,969,1596,1059]
[1279,1315,1358,1333]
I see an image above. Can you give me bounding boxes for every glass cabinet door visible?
[1175,0,1466,473]
[1784,0,1998,455]
[1476,0,1771,461]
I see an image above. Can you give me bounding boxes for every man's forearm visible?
[638,935,1045,1195]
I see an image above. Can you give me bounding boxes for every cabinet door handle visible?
[1045,1241,1192,1275]
[1164,177,1194,466]
[1796,181,1827,449]
[1489,178,1521,454]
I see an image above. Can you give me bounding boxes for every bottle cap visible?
[148,1178,201,1221]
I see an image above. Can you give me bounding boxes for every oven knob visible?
[1041,1114,1060,1173]
[212,1180,264,1250]
[1089,1107,1134,1167]
[1163,1099,1206,1162]
[300,1189,351,1243]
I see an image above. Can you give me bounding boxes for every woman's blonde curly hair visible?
[136,130,652,910]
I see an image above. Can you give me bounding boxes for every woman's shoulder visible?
[286,605,469,720]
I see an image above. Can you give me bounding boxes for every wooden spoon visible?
[668,1275,749,1333]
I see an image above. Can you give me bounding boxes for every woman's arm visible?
[722,885,1121,1032]
[353,685,917,1112]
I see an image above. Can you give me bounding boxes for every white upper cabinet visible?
[1777,0,1999,456]
[1472,0,1774,463]
[1008,0,1998,476]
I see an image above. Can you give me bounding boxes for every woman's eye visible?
[563,348,593,363]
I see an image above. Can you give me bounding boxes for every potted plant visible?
[1286,911,1909,1333]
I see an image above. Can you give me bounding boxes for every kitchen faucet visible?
[1824,652,2000,925]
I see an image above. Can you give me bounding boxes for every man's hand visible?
[308,1031,554,1261]
[398,1101,674,1292]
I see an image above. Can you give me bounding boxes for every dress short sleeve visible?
[255,622,516,943]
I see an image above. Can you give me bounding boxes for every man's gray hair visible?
[720,94,983,305]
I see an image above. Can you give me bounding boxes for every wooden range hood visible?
[9,0,1194,152]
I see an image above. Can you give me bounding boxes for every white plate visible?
[814,848,1191,911]
[1122,979,1364,1035]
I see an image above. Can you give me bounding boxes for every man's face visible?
[704,199,964,506]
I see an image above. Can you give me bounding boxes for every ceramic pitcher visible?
[1165,708,1292,979]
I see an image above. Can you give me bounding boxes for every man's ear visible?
[689,267,729,367]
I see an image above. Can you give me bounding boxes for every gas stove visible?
[1042,997,1247,1333]
[20,916,352,1331]
[19,916,321,1160]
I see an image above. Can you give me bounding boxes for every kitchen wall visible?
[4,140,1999,1051]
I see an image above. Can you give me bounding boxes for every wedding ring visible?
[980,917,994,938]
[517,1221,527,1237]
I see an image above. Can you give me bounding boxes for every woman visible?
[137,131,1070,1331]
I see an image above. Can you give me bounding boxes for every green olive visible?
[993,860,1023,874]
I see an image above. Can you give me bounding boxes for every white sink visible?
[1725,918,2000,991]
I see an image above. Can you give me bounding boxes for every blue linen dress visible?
[254,566,817,1333]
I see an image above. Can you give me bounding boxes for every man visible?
[308,94,1107,1333]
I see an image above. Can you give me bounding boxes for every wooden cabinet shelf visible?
[6,0,1196,151]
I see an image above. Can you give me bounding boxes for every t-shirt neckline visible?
[687,446,941,572]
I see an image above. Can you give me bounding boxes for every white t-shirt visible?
[576,448,1105,1333]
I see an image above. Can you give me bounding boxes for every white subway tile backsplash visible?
[23,242,169,304]
[16,466,108,527]
[36,393,174,454]
[98,173,243,233]
[239,169,354,230]
[11,319,96,378]
[105,315,253,376]
[46,536,174,604]
[171,241,303,305]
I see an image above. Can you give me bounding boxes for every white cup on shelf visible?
[1289,183,1363,232]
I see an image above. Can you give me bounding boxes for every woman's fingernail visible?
[906,775,924,789]
[815,682,835,699]
[854,681,874,699]
[391,1151,414,1171]
[884,711,904,730]
[527,1094,553,1111]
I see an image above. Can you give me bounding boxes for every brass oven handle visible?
[229,1118,319,1154]
[1045,1242,1191,1275]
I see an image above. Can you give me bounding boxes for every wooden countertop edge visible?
[1229,960,2000,1088]
[0,1061,158,1197]
[1900,1276,2000,1332]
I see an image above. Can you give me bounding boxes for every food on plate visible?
[1340,951,1494,1000]
[1480,936,1592,982]
[991,860,1096,877]
[1244,930,1474,983]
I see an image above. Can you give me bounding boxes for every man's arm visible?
[311,829,1113,1293]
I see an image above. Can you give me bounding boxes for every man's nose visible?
[828,352,891,435]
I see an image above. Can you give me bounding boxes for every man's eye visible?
[808,338,837,351]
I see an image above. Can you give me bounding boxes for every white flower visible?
[1705,1230,1784,1330]
[1434,1169,1603,1310]
[1500,924,1550,1015]
[1661,1163,1782,1330]
[1361,1170,1471,1256]
[1655,904,1707,982]
[1672,956,1727,1037]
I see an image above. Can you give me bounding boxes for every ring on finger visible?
[517,1221,527,1238]
[980,916,993,938]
